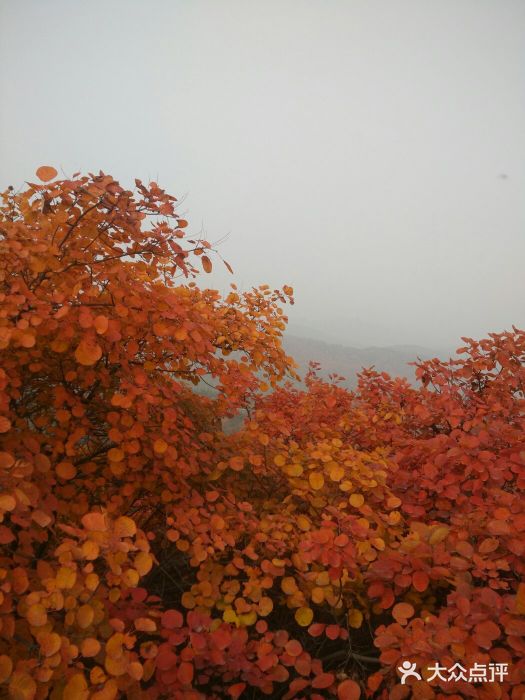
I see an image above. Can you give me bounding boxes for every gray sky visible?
[1,0,524,348]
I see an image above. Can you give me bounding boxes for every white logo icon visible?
[398,660,422,684]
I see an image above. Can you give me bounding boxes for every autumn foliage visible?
[0,168,524,699]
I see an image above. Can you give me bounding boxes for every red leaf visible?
[312,672,335,689]
[338,679,361,700]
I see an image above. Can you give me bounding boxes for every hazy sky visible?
[1,1,524,348]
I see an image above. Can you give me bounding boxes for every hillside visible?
[283,334,450,387]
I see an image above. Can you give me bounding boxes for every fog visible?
[1,0,524,351]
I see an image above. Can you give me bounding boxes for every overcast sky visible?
[1,1,524,348]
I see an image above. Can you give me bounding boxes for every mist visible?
[1,0,524,352]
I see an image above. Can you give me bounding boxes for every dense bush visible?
[0,169,524,699]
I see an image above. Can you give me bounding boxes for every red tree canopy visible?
[0,168,524,699]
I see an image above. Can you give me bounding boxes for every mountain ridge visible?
[283,333,453,387]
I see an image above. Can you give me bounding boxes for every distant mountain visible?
[283,334,450,387]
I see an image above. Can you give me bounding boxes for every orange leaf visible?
[27,603,47,627]
[135,617,157,632]
[312,672,335,689]
[412,571,429,592]
[338,679,361,700]
[281,577,298,594]
[392,602,415,623]
[56,461,76,480]
[429,526,449,545]
[0,494,16,512]
[32,509,52,527]
[211,514,225,530]
[515,583,525,614]
[82,512,107,531]
[177,661,194,685]
[9,671,37,700]
[36,165,58,182]
[202,255,212,273]
[113,516,137,538]
[39,632,61,657]
[0,655,13,684]
[75,339,102,366]
[94,315,109,335]
[153,439,168,454]
[228,683,246,699]
[80,638,101,657]
[285,640,302,657]
[77,604,95,629]
[229,456,244,471]
[0,452,14,469]
[63,673,88,700]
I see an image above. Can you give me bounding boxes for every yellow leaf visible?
[56,566,77,589]
[181,592,195,609]
[348,609,363,628]
[223,608,238,624]
[153,439,168,454]
[134,551,153,576]
[315,571,330,586]
[85,573,99,591]
[122,568,140,587]
[295,606,314,627]
[297,515,311,531]
[281,577,298,594]
[309,472,324,490]
[429,526,449,545]
[389,511,401,525]
[329,464,345,482]
[285,463,303,477]
[239,610,257,626]
[311,587,324,604]
[349,494,364,508]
